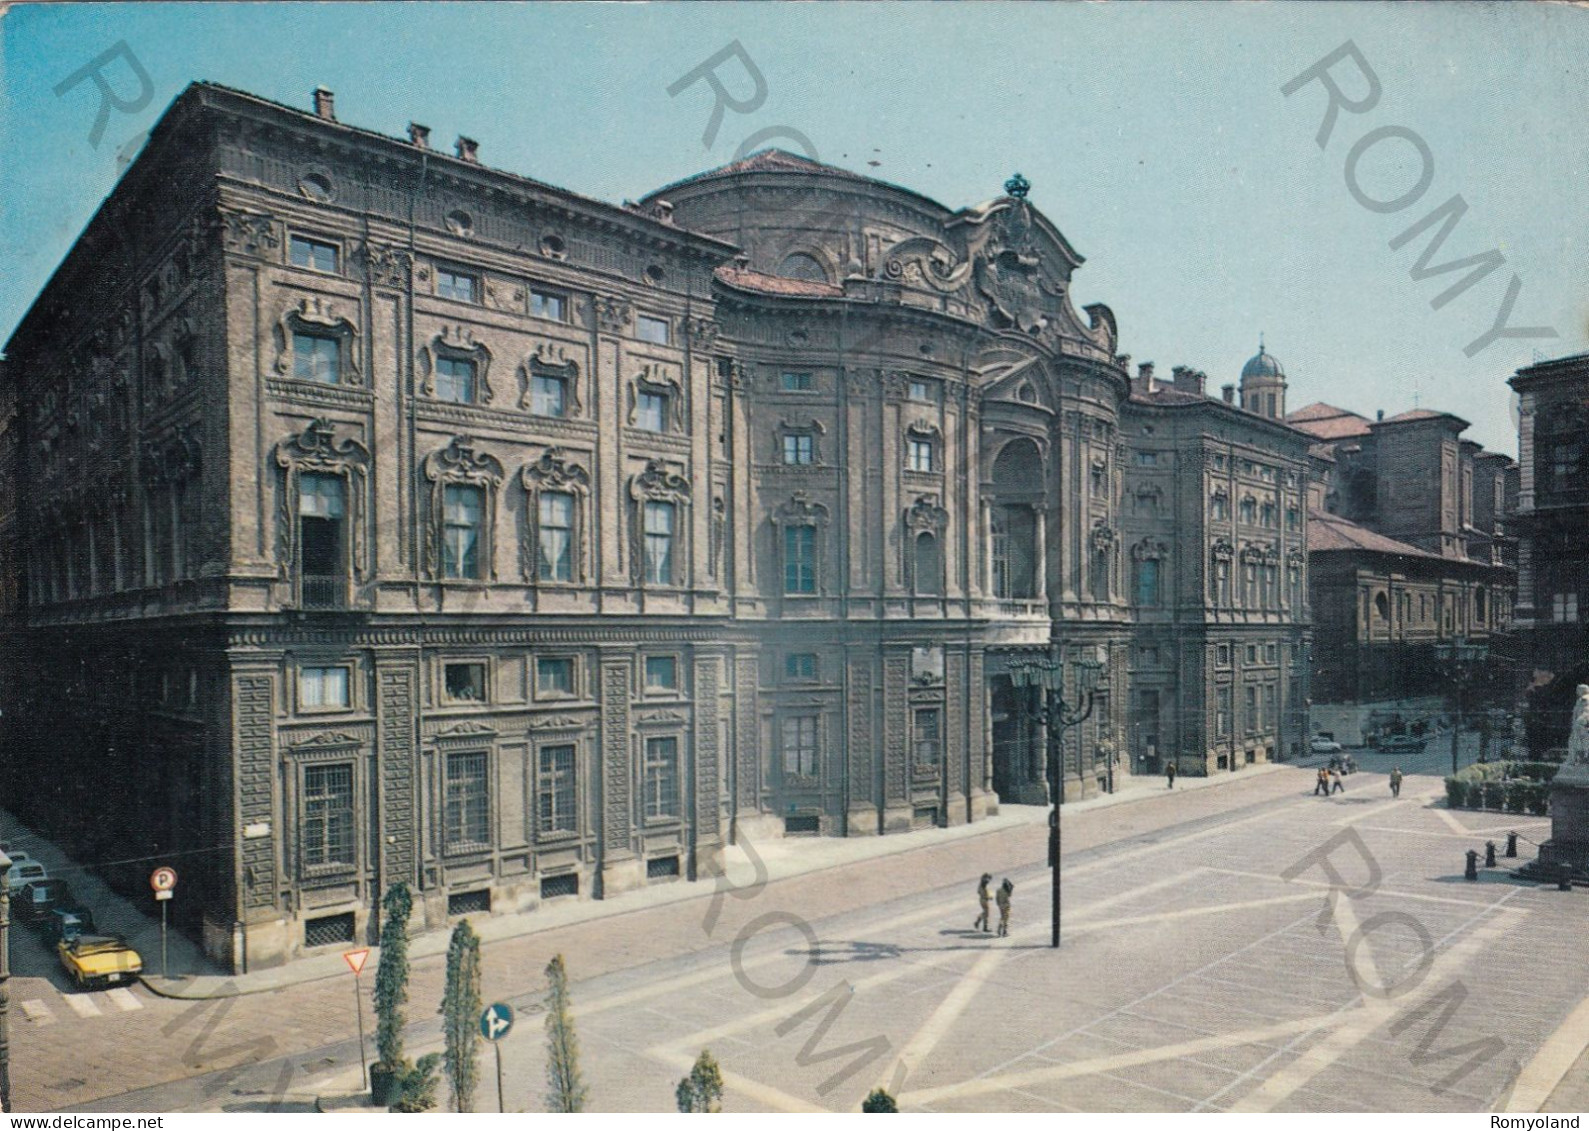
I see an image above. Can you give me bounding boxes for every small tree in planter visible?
[544,954,588,1112]
[371,883,413,1105]
[675,1049,725,1112]
[441,920,482,1113]
[862,1088,899,1112]
[394,1053,442,1113]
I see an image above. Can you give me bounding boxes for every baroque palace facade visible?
[0,84,1312,969]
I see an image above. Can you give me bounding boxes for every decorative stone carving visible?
[771,492,831,530]
[881,235,972,293]
[519,343,582,415]
[220,208,280,257]
[356,242,414,288]
[1130,537,1168,562]
[904,494,949,533]
[686,317,721,351]
[1090,520,1117,553]
[274,418,372,582]
[595,295,633,335]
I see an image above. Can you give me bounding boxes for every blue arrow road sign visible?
[480,1002,514,1042]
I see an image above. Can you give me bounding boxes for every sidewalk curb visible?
[140,760,1296,1001]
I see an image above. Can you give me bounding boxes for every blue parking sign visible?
[480,1002,514,1042]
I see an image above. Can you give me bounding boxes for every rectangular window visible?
[435,356,477,404]
[636,315,670,345]
[1134,451,1159,467]
[1245,685,1258,733]
[530,372,567,417]
[537,492,574,581]
[299,473,345,520]
[302,763,354,868]
[1135,559,1160,606]
[642,502,675,584]
[444,662,486,702]
[530,289,566,321]
[785,653,817,680]
[913,707,942,770]
[781,371,813,391]
[781,715,819,778]
[538,744,577,835]
[1216,687,1233,738]
[784,525,816,593]
[293,332,341,384]
[908,379,937,403]
[644,655,678,691]
[437,269,478,303]
[637,390,669,432]
[907,437,935,473]
[782,433,814,464]
[1217,643,1231,666]
[290,235,340,273]
[444,751,489,848]
[442,484,484,578]
[644,736,679,818]
[1266,643,1278,663]
[301,666,350,709]
[1263,684,1276,729]
[536,656,575,697]
[1554,592,1580,623]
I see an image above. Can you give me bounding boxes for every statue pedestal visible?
[1520,760,1589,883]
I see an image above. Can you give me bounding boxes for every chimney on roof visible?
[1171,365,1206,398]
[408,122,430,149]
[455,136,479,163]
[1377,409,1384,422]
[1221,384,1236,405]
[1132,361,1155,397]
[313,87,336,121]
[651,199,675,225]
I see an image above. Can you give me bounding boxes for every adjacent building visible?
[1289,397,1517,740]
[0,83,1313,969]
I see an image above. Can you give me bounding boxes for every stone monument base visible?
[1517,766,1589,884]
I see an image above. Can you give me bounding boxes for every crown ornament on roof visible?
[1004,172,1031,199]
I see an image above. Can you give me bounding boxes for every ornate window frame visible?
[1089,520,1117,600]
[630,459,692,588]
[627,363,686,433]
[274,418,371,599]
[776,418,825,466]
[273,297,360,386]
[521,447,591,585]
[423,436,505,582]
[419,325,494,404]
[904,421,941,475]
[771,492,831,597]
[904,494,949,595]
[518,343,582,418]
[286,733,364,881]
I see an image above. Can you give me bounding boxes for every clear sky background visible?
[2,1,1584,456]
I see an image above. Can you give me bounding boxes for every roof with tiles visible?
[714,265,844,298]
[1287,402,1374,441]
[1307,509,1441,559]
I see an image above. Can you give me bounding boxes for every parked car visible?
[15,878,72,923]
[58,934,143,989]
[47,906,96,944]
[1310,735,1344,754]
[5,859,47,894]
[1377,733,1427,754]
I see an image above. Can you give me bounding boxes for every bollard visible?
[1465,849,1479,881]
[1506,831,1518,858]
[1485,841,1497,868]
[1560,864,1574,892]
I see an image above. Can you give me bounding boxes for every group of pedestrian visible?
[1314,764,1406,798]
[973,873,1015,937]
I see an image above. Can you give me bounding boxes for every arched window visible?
[914,532,942,596]
[778,252,830,283]
[989,440,1043,599]
[1375,592,1390,621]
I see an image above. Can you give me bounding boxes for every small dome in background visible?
[1241,343,1285,381]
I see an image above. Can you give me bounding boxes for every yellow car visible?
[58,935,143,990]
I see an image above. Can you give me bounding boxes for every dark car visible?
[15,878,72,923]
[47,906,96,944]
[1377,734,1427,754]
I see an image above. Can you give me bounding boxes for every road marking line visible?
[20,999,54,1025]
[1433,805,1472,834]
[1228,906,1520,1111]
[878,941,1011,1090]
[106,986,142,1012]
[63,994,101,1018]
[1334,797,1414,826]
[899,1016,1334,1105]
[1203,866,1513,908]
[1502,986,1589,1112]
[1069,891,1323,934]
[648,1046,827,1113]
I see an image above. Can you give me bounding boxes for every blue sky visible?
[2,1,1584,455]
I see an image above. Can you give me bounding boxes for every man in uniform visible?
[973,873,993,933]
[995,878,1013,938]
[1389,766,1404,799]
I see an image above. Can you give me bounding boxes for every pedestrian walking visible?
[1389,766,1403,799]
[1314,767,1330,797]
[1331,768,1345,795]
[973,873,992,933]
[1165,760,1177,789]
[995,878,1013,938]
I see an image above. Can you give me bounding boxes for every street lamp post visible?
[1,848,11,1114]
[1434,639,1488,776]
[1010,646,1106,949]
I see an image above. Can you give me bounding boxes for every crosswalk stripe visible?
[64,993,102,1018]
[106,987,143,1012]
[20,999,54,1025]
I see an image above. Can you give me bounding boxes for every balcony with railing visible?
[301,574,348,610]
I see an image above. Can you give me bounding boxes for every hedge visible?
[1443,773,1549,814]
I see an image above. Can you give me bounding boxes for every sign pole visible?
[354,970,367,1087]
[479,1002,515,1112]
[160,898,168,980]
[495,1041,505,1113]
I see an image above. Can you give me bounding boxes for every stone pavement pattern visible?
[7,763,1588,1112]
